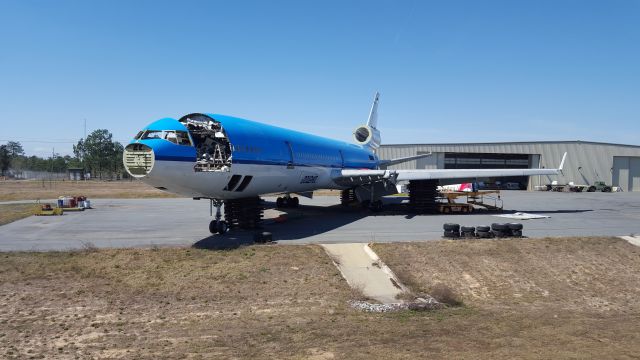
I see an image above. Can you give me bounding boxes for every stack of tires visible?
[475,225,492,238]
[507,223,523,237]
[490,223,510,237]
[443,223,460,238]
[443,223,524,239]
[491,223,524,238]
[460,226,476,238]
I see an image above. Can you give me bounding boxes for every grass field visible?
[0,180,343,202]
[0,204,41,226]
[0,179,178,202]
[2,237,640,358]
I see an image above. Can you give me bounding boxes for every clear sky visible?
[1,0,638,157]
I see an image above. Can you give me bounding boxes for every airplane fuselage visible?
[124,113,378,199]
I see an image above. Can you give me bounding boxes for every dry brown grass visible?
[0,203,40,226]
[0,179,179,201]
[372,237,640,358]
[1,238,640,359]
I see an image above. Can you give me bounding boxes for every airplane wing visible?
[334,153,566,186]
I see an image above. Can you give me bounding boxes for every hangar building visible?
[378,141,640,192]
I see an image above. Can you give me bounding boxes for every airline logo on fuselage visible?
[300,175,318,184]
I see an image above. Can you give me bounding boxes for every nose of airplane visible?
[123,143,154,177]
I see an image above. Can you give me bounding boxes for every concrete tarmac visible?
[1,191,639,251]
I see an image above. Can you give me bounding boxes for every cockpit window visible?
[139,130,192,146]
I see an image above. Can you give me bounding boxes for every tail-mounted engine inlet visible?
[353,124,381,150]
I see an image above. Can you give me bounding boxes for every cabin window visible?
[139,130,192,146]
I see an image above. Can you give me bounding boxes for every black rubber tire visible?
[209,220,217,234]
[477,231,492,238]
[603,186,612,193]
[443,223,460,231]
[476,225,490,232]
[216,221,228,234]
[492,230,509,238]
[261,231,273,242]
[253,232,272,243]
[491,223,507,231]
[587,186,596,192]
[461,226,475,232]
[291,197,299,207]
[507,223,523,230]
[276,197,284,208]
[512,230,523,237]
[443,230,460,238]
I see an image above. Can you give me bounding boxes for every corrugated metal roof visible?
[381,140,640,149]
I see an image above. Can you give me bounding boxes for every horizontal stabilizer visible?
[378,152,432,168]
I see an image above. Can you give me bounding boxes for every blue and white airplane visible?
[124,93,565,234]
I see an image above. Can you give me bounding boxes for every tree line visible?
[1,129,126,179]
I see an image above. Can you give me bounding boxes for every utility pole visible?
[83,118,87,181]
[50,147,54,189]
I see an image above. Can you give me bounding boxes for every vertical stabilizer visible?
[367,92,380,129]
[353,92,381,149]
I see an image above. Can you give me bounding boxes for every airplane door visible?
[339,150,345,168]
[285,141,294,169]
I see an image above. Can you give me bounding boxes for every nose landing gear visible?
[209,199,229,234]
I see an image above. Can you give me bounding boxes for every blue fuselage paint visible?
[136,115,378,170]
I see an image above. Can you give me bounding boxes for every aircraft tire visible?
[291,197,299,207]
[217,221,229,234]
[209,220,217,234]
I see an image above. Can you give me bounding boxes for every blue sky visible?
[1,0,638,157]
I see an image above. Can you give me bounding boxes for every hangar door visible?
[612,156,640,192]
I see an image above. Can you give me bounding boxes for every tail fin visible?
[367,92,380,129]
[353,92,381,149]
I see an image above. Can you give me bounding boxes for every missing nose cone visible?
[123,143,154,177]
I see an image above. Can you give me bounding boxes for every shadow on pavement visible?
[264,203,367,242]
[192,231,255,250]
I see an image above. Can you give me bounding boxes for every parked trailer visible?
[437,190,503,214]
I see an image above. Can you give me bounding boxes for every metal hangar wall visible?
[377,141,640,191]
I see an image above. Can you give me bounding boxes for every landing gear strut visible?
[209,199,229,234]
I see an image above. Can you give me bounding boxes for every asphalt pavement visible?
[1,191,639,251]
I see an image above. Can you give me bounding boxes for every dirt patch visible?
[1,239,640,359]
[0,179,179,201]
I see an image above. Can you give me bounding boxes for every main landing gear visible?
[208,197,264,234]
[341,188,384,212]
[275,195,299,208]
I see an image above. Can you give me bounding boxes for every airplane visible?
[123,93,566,234]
